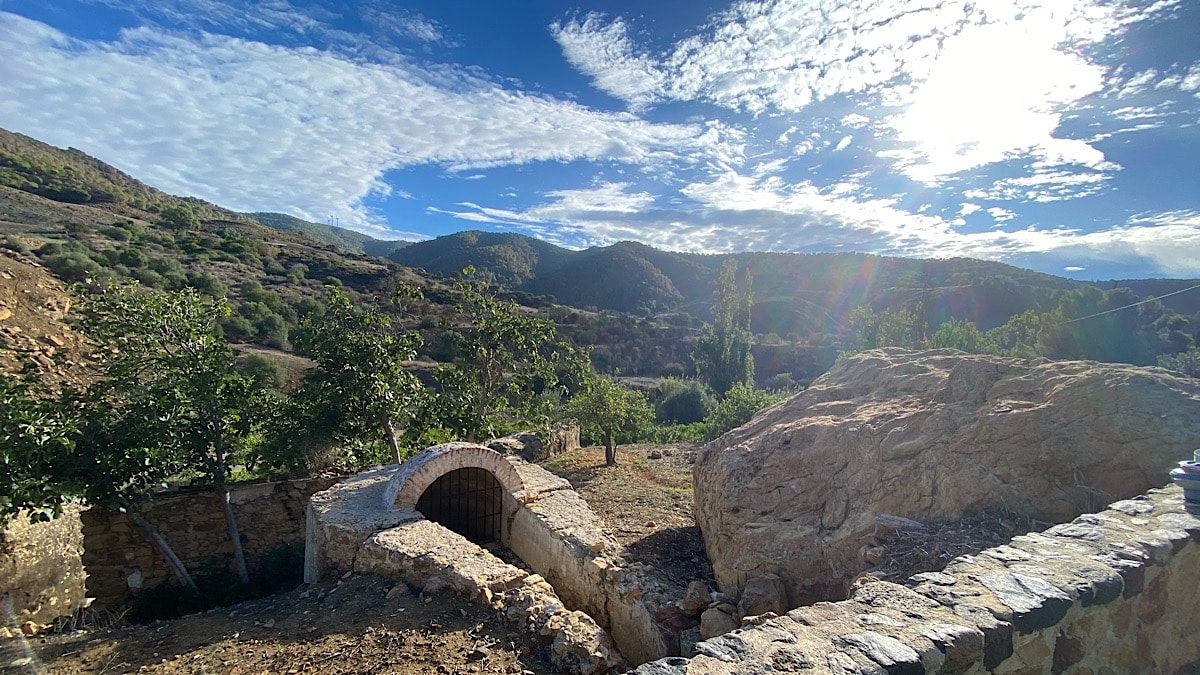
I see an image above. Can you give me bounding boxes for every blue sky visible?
[1,0,1198,280]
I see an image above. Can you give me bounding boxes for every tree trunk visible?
[604,428,616,466]
[221,486,250,585]
[128,511,198,594]
[214,435,250,586]
[383,416,401,464]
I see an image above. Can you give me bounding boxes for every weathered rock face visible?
[694,348,1200,608]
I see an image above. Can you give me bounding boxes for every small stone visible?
[681,580,712,614]
[700,607,738,639]
[648,450,663,459]
[20,621,38,636]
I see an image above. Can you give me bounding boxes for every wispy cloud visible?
[0,12,727,234]
[549,14,665,112]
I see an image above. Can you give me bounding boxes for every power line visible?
[1064,282,1200,324]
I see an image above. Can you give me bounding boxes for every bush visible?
[44,252,102,282]
[2,235,31,256]
[703,383,783,440]
[1159,348,1200,378]
[236,353,286,390]
[653,378,714,424]
[186,271,228,298]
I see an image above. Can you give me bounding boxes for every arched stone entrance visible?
[416,467,502,543]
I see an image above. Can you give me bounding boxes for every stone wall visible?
[306,446,676,671]
[83,475,341,610]
[0,504,86,629]
[634,484,1200,674]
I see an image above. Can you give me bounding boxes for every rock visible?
[20,621,38,636]
[736,573,786,619]
[694,349,1200,607]
[546,425,581,458]
[487,431,546,462]
[699,606,738,639]
[680,580,712,614]
[648,449,663,460]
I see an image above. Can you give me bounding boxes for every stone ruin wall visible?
[635,484,1200,674]
[82,475,342,610]
[305,443,676,671]
[0,504,86,629]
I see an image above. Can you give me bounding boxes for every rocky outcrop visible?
[694,349,1200,608]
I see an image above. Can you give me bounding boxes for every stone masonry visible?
[306,443,675,673]
[83,474,342,610]
[634,484,1200,674]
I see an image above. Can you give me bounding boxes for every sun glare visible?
[887,17,1105,183]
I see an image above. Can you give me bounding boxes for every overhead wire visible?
[1062,282,1200,324]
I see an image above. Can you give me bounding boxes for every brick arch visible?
[383,442,526,511]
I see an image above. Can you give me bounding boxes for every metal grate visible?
[416,467,502,543]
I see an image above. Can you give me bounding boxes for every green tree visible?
[847,304,921,351]
[159,205,200,231]
[1159,348,1200,378]
[691,259,754,396]
[292,286,424,464]
[435,267,585,442]
[567,375,653,465]
[76,281,258,586]
[703,382,783,441]
[924,318,996,354]
[0,371,80,525]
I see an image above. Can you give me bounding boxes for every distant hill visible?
[246,212,410,258]
[389,231,1125,337]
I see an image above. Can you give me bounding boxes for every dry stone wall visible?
[634,484,1200,674]
[83,475,341,609]
[306,444,675,672]
[0,504,86,629]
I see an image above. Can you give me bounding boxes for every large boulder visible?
[694,348,1200,608]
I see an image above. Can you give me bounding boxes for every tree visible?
[847,304,921,351]
[159,205,200,231]
[924,319,996,354]
[435,267,586,442]
[1159,348,1200,378]
[703,382,783,441]
[291,286,424,464]
[691,259,754,396]
[0,370,80,525]
[567,375,653,465]
[76,280,258,586]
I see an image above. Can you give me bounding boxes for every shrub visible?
[703,383,783,440]
[653,378,714,424]
[44,252,102,282]
[236,353,286,390]
[2,235,31,256]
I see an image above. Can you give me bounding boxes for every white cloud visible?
[834,135,853,152]
[439,169,1200,277]
[988,207,1017,223]
[550,13,665,112]
[964,169,1112,203]
[0,13,728,234]
[959,203,982,216]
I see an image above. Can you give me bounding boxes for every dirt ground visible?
[3,443,709,675]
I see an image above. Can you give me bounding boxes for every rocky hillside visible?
[0,249,91,387]
[694,348,1200,608]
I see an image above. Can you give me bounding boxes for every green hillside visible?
[246,212,410,258]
